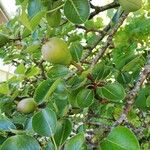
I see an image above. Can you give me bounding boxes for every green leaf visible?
[34,78,62,103]
[0,119,16,131]
[32,108,57,137]
[45,141,54,150]
[76,89,94,108]
[1,135,40,150]
[25,66,40,77]
[69,42,83,62]
[0,33,10,48]
[28,0,43,19]
[100,126,140,150]
[92,63,111,81]
[24,43,41,54]
[47,65,69,80]
[0,83,9,95]
[64,133,85,150]
[19,10,32,31]
[135,87,150,110]
[146,95,150,107]
[46,10,61,27]
[15,63,26,74]
[64,0,90,24]
[122,56,144,72]
[54,119,72,146]
[97,83,126,102]
[30,10,46,30]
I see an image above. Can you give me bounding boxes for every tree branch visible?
[113,55,150,127]
[89,1,120,19]
[91,12,128,67]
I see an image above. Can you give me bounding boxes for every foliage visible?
[0,0,149,149]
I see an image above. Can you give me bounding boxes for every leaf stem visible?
[51,136,58,150]
[47,4,64,13]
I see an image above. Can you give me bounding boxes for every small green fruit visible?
[17,98,37,114]
[41,37,72,65]
[118,0,142,12]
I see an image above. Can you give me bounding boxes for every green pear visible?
[17,98,37,114]
[118,0,142,12]
[41,37,72,65]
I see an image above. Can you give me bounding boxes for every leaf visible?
[34,79,62,103]
[135,87,150,110]
[32,108,57,137]
[97,83,126,102]
[100,126,140,150]
[19,10,32,31]
[146,95,150,107]
[54,119,72,146]
[28,0,43,19]
[122,56,144,72]
[15,63,26,74]
[76,89,94,108]
[64,0,90,24]
[0,119,16,131]
[69,42,83,62]
[92,63,111,81]
[25,66,40,77]
[46,10,61,27]
[24,43,41,54]
[0,33,10,48]
[0,83,9,95]
[47,65,69,80]
[45,141,54,150]
[1,135,40,150]
[64,133,85,150]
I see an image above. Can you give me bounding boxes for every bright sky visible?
[0,0,112,73]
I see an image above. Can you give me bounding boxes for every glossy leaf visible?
[46,10,61,27]
[32,108,57,137]
[69,42,83,62]
[97,83,126,102]
[92,63,111,81]
[47,65,69,80]
[100,126,140,150]
[15,64,26,74]
[146,95,150,107]
[64,0,90,24]
[1,135,40,150]
[76,89,94,108]
[54,119,72,146]
[64,133,85,150]
[0,119,16,131]
[34,79,53,103]
[28,0,43,18]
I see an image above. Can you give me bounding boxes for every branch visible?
[89,1,120,19]
[91,12,128,67]
[80,21,111,62]
[113,55,150,127]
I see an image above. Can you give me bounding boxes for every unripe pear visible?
[118,0,142,12]
[17,98,37,114]
[41,37,72,65]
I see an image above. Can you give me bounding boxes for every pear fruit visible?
[118,0,142,12]
[41,37,72,65]
[17,98,37,114]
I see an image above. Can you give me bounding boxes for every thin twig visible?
[91,12,128,67]
[89,1,120,19]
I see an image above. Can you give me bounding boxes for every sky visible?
[0,0,112,73]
